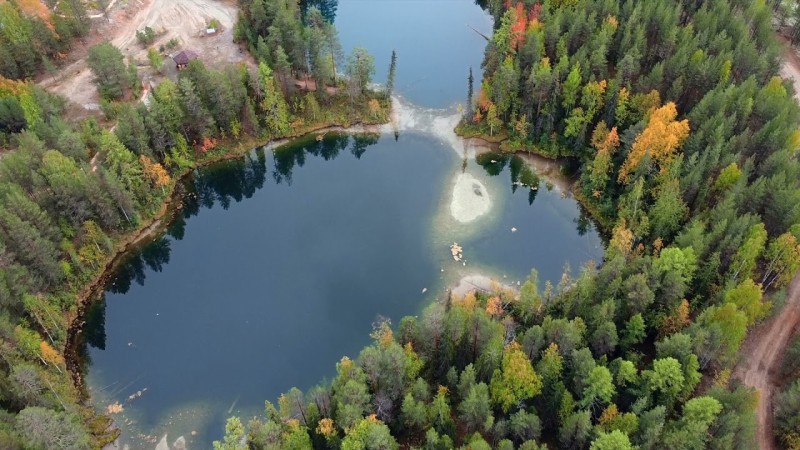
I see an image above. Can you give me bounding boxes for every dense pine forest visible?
[0,0,387,447]
[214,0,800,449]
[0,0,90,80]
[0,0,799,448]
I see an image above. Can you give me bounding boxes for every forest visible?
[0,0,387,447]
[0,0,90,80]
[213,0,800,449]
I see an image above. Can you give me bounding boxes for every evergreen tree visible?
[386,49,397,97]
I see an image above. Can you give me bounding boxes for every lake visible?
[82,1,603,447]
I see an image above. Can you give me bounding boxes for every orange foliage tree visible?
[139,155,171,190]
[197,136,218,154]
[0,76,28,96]
[609,219,634,258]
[510,3,528,50]
[40,340,64,369]
[618,102,689,183]
[660,299,691,336]
[7,0,53,28]
[486,296,504,317]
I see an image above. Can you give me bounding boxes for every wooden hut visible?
[173,50,199,70]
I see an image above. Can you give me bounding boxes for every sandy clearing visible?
[111,0,238,53]
[39,0,249,111]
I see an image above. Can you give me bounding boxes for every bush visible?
[87,42,130,100]
[136,26,157,46]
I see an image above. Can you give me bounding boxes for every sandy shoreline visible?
[450,274,518,298]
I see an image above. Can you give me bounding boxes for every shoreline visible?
[457,130,613,234]
[450,274,518,298]
[63,119,388,425]
[73,113,593,448]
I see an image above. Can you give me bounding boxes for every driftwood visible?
[467,24,491,41]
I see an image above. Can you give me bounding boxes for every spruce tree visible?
[386,49,397,97]
[466,66,474,120]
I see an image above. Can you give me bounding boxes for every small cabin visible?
[173,50,199,70]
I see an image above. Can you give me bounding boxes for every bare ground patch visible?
[38,0,252,111]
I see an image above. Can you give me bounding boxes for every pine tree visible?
[466,66,474,120]
[386,49,397,97]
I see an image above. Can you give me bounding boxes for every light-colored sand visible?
[451,274,517,298]
[450,172,490,223]
[39,0,249,110]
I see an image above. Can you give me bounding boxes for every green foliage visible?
[643,358,684,406]
[580,365,615,409]
[693,303,748,367]
[780,335,800,380]
[15,407,91,450]
[341,417,398,450]
[3,0,796,448]
[257,62,290,136]
[346,47,375,96]
[459,382,493,433]
[88,42,135,100]
[590,430,634,450]
[724,279,768,325]
[213,417,246,450]
[654,247,697,285]
[0,1,88,80]
[147,48,164,72]
[714,162,742,192]
[775,380,800,448]
[559,410,592,449]
[135,26,157,46]
[0,12,384,444]
[386,50,397,97]
[489,343,542,412]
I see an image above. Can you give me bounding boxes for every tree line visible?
[216,0,800,448]
[0,0,90,80]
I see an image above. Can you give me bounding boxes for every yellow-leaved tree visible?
[489,342,542,412]
[618,102,689,183]
[140,155,171,192]
[40,340,64,372]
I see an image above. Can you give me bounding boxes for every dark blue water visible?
[85,133,455,444]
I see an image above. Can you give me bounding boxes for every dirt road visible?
[779,35,800,99]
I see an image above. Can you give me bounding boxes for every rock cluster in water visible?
[450,243,464,261]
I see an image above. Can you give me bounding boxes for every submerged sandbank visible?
[450,172,491,223]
